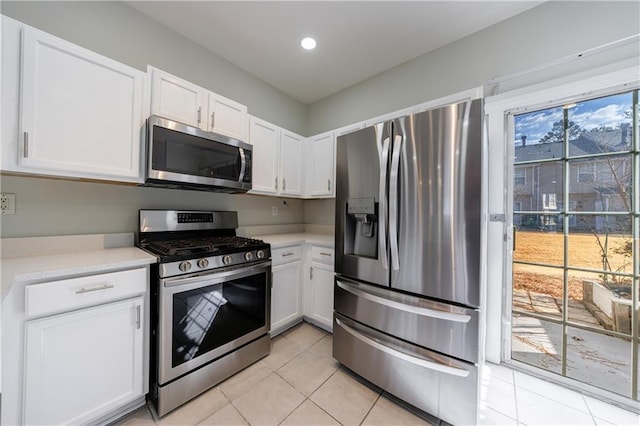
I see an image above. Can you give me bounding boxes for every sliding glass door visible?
[510,89,638,401]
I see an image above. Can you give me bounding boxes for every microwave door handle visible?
[239,148,246,182]
[376,123,389,271]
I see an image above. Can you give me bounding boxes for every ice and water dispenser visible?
[344,198,378,258]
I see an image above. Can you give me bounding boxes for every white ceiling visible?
[126,1,544,105]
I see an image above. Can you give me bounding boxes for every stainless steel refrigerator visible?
[333,99,485,425]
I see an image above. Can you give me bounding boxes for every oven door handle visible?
[163,261,271,288]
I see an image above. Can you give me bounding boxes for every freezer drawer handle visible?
[336,317,470,378]
[336,280,471,323]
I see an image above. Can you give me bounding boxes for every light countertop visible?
[1,234,156,300]
[255,233,334,248]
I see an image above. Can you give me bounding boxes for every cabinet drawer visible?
[25,268,147,319]
[271,245,302,266]
[311,246,334,265]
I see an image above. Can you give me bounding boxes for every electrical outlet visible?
[272,206,278,216]
[1,193,16,214]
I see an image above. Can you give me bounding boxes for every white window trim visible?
[483,63,639,364]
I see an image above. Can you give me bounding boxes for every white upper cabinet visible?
[15,24,145,182]
[208,94,248,141]
[249,116,280,194]
[279,130,303,196]
[305,132,335,198]
[150,68,205,128]
[249,115,303,197]
[149,66,248,141]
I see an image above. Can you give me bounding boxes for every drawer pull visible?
[282,252,295,257]
[136,305,141,329]
[320,252,332,256]
[75,283,115,294]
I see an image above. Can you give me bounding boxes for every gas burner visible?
[136,210,271,278]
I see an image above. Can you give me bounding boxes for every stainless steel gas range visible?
[137,210,272,417]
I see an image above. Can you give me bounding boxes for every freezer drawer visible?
[333,313,478,426]
[334,277,479,363]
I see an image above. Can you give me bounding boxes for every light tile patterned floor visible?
[116,322,431,426]
[116,322,639,425]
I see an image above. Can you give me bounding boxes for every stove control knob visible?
[223,255,232,265]
[244,252,254,261]
[179,261,192,272]
[197,258,209,269]
[256,250,265,259]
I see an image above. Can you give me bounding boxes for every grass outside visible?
[513,231,632,301]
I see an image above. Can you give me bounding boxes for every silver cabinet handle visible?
[23,132,29,158]
[336,280,471,323]
[328,179,332,191]
[197,106,202,125]
[320,252,332,256]
[275,177,278,190]
[310,266,314,280]
[389,133,402,271]
[75,283,114,294]
[136,305,141,329]
[376,124,390,270]
[283,179,286,191]
[336,317,470,377]
[282,252,294,257]
[211,112,215,130]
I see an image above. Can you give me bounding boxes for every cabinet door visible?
[309,262,335,331]
[19,28,144,181]
[249,116,279,195]
[307,132,335,197]
[23,297,144,425]
[208,93,248,141]
[150,67,206,128]
[271,261,302,335]
[279,130,303,197]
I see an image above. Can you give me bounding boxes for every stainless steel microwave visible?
[145,115,252,193]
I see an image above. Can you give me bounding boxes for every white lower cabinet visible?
[305,246,335,331]
[270,245,303,335]
[23,297,144,425]
[19,267,148,425]
[268,241,335,335]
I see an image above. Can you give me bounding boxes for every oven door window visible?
[152,125,242,181]
[171,273,266,368]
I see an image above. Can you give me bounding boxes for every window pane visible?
[513,263,563,319]
[511,313,562,374]
[566,326,632,396]
[514,106,564,162]
[567,215,632,271]
[569,156,632,213]
[514,217,564,266]
[567,92,634,156]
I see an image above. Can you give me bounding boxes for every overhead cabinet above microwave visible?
[149,66,248,142]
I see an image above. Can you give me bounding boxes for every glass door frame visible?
[501,86,639,405]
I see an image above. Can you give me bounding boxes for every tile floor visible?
[116,322,639,426]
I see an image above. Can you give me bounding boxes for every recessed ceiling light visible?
[301,37,317,50]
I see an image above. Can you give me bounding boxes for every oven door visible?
[158,260,271,385]
[147,115,252,192]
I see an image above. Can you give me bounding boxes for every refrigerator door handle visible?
[336,280,472,323]
[388,133,402,271]
[335,317,471,378]
[377,124,390,270]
